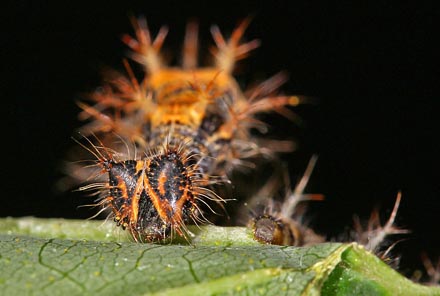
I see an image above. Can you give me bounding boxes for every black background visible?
[5,1,439,279]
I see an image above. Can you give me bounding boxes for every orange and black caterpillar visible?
[70,17,302,242]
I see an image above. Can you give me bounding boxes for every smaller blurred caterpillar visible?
[248,157,408,265]
[248,155,325,246]
[69,17,303,242]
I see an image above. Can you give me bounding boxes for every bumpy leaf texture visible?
[0,218,439,296]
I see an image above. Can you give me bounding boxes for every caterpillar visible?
[247,155,407,264]
[248,155,325,246]
[69,17,303,242]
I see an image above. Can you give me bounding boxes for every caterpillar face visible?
[250,214,299,246]
[103,148,199,242]
[70,17,302,242]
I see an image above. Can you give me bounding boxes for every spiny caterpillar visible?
[248,156,325,247]
[247,155,408,265]
[70,17,302,242]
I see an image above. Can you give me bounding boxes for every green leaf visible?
[0,218,439,296]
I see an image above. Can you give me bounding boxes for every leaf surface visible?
[0,218,439,296]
